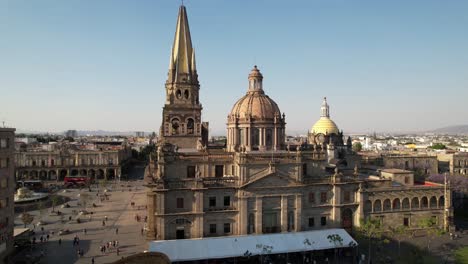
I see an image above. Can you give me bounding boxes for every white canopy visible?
[149,228,357,262]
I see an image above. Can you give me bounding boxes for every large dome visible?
[230,93,281,120]
[311,117,339,135]
[229,66,281,120]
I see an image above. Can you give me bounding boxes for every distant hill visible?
[431,125,468,135]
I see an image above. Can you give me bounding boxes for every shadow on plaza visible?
[355,233,455,264]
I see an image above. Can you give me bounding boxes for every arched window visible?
[176,89,182,99]
[439,196,444,207]
[411,197,419,209]
[430,196,437,208]
[402,198,410,209]
[421,197,428,208]
[50,159,55,166]
[252,128,260,146]
[184,90,189,99]
[374,200,382,212]
[187,118,194,134]
[393,198,401,210]
[266,129,272,147]
[383,199,391,211]
[171,118,180,135]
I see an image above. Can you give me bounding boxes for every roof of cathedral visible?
[311,97,339,135]
[229,66,281,120]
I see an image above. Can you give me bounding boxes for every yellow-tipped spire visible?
[168,5,197,83]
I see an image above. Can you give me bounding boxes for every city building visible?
[15,141,131,181]
[0,128,15,262]
[135,131,145,138]
[145,5,452,243]
[382,154,438,176]
[438,152,468,175]
[65,130,78,138]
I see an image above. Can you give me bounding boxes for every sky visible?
[1,0,467,135]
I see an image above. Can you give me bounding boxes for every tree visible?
[327,234,344,263]
[51,196,60,212]
[352,142,363,152]
[418,217,444,251]
[429,143,446,150]
[358,218,383,264]
[21,213,34,228]
[37,201,46,222]
[388,225,408,257]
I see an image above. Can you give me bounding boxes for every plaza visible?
[12,179,148,264]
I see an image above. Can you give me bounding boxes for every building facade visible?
[0,128,15,262]
[15,143,131,181]
[382,154,438,176]
[145,5,452,241]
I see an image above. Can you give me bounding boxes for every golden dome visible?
[311,117,339,135]
[230,92,281,120]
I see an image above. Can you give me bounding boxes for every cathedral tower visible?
[160,5,208,148]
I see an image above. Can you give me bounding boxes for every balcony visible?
[203,176,238,188]
[205,206,237,212]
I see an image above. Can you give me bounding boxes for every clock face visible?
[316,134,325,144]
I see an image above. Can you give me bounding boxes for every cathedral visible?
[145,5,452,241]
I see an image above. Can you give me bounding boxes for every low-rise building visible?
[0,128,15,262]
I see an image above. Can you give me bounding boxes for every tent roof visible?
[149,228,357,262]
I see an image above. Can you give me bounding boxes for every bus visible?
[64,176,91,187]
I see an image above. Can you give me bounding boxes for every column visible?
[259,128,263,147]
[281,196,288,232]
[274,127,278,150]
[239,197,248,235]
[255,197,262,234]
[295,194,302,232]
[147,192,157,239]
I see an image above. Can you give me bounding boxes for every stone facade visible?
[145,5,453,242]
[14,146,130,181]
[0,128,15,262]
[382,154,438,176]
[438,153,468,175]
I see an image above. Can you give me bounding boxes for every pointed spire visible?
[320,97,330,118]
[168,5,196,83]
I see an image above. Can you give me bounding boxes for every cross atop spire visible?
[168,5,197,84]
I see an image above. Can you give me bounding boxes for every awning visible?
[149,228,357,262]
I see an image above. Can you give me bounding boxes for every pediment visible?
[242,170,299,188]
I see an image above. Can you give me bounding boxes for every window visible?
[41,160,46,166]
[176,198,184,209]
[224,223,231,233]
[308,192,315,204]
[108,159,113,165]
[0,178,6,188]
[209,197,216,207]
[223,196,230,207]
[302,164,307,176]
[308,217,315,228]
[0,138,8,149]
[403,217,409,227]
[344,191,351,203]
[215,165,224,177]
[320,192,327,203]
[404,177,409,184]
[209,224,217,234]
[321,216,327,226]
[51,159,55,166]
[187,166,196,178]
[32,160,37,166]
[187,118,194,134]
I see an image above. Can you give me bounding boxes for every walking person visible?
[115,228,118,235]
[58,238,62,245]
[141,227,144,236]
[92,257,95,264]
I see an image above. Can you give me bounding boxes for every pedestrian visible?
[77,249,81,258]
[46,234,50,241]
[40,236,44,243]
[116,240,119,247]
[59,238,62,245]
[141,228,144,236]
[102,220,105,226]
[41,226,44,232]
[84,228,87,235]
[105,216,108,221]
[92,257,95,264]
[80,249,84,257]
[115,228,118,235]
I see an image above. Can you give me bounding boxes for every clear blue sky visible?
[1,0,467,135]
